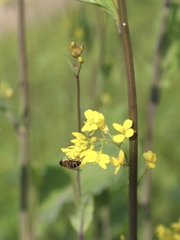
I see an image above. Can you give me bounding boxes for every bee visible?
[59,158,81,171]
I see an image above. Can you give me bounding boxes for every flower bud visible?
[78,56,84,63]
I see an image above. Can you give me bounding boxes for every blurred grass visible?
[0,1,180,239]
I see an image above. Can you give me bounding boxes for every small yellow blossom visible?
[171,218,180,231]
[113,119,135,143]
[110,150,125,174]
[81,109,109,133]
[156,225,167,238]
[143,151,157,168]
[81,149,110,169]
[100,92,111,105]
[61,132,90,159]
[61,131,98,161]
[120,235,126,240]
[61,145,83,159]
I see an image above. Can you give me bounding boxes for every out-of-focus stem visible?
[117,1,138,240]
[17,0,30,239]
[141,1,172,240]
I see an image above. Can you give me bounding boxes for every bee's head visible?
[59,159,63,166]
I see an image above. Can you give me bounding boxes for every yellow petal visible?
[84,149,97,162]
[113,123,123,132]
[113,134,125,143]
[100,154,110,163]
[143,152,151,161]
[147,162,155,168]
[115,165,120,174]
[125,128,135,137]
[92,111,100,123]
[118,150,125,162]
[110,157,119,166]
[84,109,93,119]
[99,161,107,169]
[123,119,133,129]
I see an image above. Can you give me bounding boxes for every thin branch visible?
[117,1,138,240]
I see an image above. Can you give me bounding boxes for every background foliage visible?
[0,0,180,239]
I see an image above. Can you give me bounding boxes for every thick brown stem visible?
[117,1,138,240]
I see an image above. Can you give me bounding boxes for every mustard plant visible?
[60,1,157,239]
[61,39,156,239]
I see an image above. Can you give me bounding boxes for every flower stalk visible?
[75,64,82,134]
[75,66,82,199]
[117,1,138,240]
[68,42,84,239]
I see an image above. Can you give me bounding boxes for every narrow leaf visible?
[77,0,118,23]
[65,55,77,75]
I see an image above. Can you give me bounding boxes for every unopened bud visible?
[78,56,84,63]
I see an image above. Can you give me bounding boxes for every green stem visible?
[137,169,148,186]
[75,64,83,240]
[98,138,120,148]
[74,64,82,200]
[76,64,82,133]
[117,1,138,240]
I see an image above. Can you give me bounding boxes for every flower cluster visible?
[61,109,157,174]
[69,41,84,63]
[81,109,109,134]
[156,218,180,240]
[61,132,96,160]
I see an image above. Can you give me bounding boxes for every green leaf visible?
[39,166,71,203]
[40,186,73,222]
[70,193,94,234]
[77,0,118,23]
[65,55,78,75]
[81,163,124,195]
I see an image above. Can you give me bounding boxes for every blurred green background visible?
[0,0,180,239]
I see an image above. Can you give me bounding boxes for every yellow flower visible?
[113,119,135,143]
[81,109,109,133]
[110,150,125,174]
[61,132,97,161]
[171,218,180,231]
[81,149,110,169]
[156,225,167,238]
[61,145,83,159]
[156,221,180,240]
[61,132,91,159]
[143,151,157,168]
